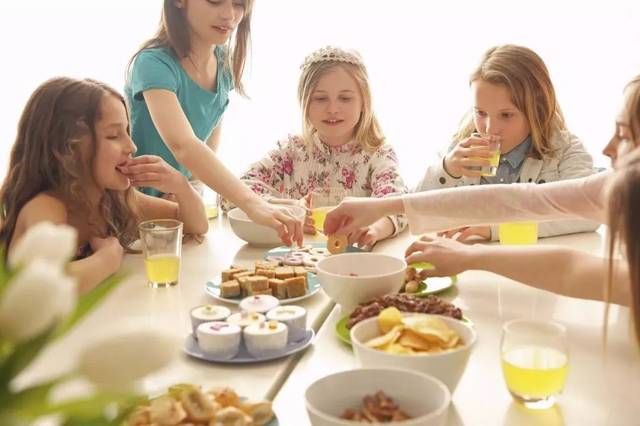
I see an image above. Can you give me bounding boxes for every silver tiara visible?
[301,46,363,70]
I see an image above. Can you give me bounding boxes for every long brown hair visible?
[130,0,253,97]
[0,77,139,249]
[606,75,640,345]
[454,45,566,159]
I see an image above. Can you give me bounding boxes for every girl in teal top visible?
[124,0,303,246]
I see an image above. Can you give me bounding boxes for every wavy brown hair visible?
[454,45,566,159]
[130,0,253,97]
[606,75,640,345]
[0,77,139,249]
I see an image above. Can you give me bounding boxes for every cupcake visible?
[266,305,307,342]
[226,311,265,328]
[190,304,232,334]
[196,321,241,360]
[239,295,280,314]
[243,320,288,357]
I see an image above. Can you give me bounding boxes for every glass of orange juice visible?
[139,219,183,287]
[309,187,347,234]
[471,133,501,177]
[501,319,569,409]
[499,222,538,245]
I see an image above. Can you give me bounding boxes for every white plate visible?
[183,329,314,364]
[205,273,320,305]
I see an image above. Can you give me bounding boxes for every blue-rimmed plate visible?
[205,274,320,305]
[184,329,314,364]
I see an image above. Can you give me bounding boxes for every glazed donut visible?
[310,247,330,256]
[282,255,304,266]
[264,255,284,263]
[327,234,348,254]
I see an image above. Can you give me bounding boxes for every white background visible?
[1,0,639,188]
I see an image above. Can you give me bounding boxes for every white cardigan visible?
[414,130,600,240]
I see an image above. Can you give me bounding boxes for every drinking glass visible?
[471,132,502,177]
[499,222,538,245]
[501,319,569,409]
[139,219,183,287]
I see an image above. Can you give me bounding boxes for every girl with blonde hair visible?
[0,77,208,293]
[416,44,598,242]
[222,46,407,248]
[325,75,640,344]
[126,0,302,246]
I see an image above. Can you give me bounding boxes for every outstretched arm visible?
[404,236,630,306]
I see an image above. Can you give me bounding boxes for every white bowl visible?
[228,205,306,247]
[305,368,450,426]
[350,314,477,392]
[315,253,406,314]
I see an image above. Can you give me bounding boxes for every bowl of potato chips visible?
[350,308,476,392]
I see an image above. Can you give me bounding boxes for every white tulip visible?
[78,325,179,390]
[0,259,77,342]
[8,222,77,270]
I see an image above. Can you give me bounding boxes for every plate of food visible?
[184,328,314,364]
[206,260,320,304]
[125,384,279,426]
[335,293,470,345]
[402,264,457,296]
[265,241,364,271]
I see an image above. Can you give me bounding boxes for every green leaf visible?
[54,272,126,339]
[0,325,56,384]
[17,391,139,420]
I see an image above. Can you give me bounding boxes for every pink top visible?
[402,171,610,235]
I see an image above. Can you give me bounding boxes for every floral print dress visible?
[221,133,408,235]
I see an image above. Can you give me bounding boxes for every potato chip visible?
[365,324,404,349]
[378,307,403,333]
[397,329,433,351]
[384,343,415,355]
[402,315,457,345]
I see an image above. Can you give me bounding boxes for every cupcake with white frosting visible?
[190,304,231,334]
[196,321,241,360]
[239,295,280,314]
[266,305,307,342]
[226,311,265,329]
[243,320,288,357]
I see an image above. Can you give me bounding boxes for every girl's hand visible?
[123,155,187,195]
[89,236,124,273]
[268,197,316,234]
[347,226,379,250]
[324,197,395,237]
[443,135,493,178]
[244,199,304,247]
[438,226,491,243]
[404,235,476,278]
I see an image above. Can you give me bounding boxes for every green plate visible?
[412,275,457,296]
[336,314,473,346]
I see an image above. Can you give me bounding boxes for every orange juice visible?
[499,222,538,245]
[502,345,568,400]
[480,150,501,176]
[311,206,333,232]
[144,254,180,286]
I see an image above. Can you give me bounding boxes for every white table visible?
[19,221,640,426]
[273,230,640,426]
[18,217,335,402]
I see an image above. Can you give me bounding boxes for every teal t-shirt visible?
[125,46,233,195]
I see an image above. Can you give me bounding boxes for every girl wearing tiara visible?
[415,45,597,242]
[222,46,407,249]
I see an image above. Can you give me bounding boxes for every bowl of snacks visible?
[228,205,306,247]
[350,308,476,392]
[315,253,406,314]
[126,384,276,425]
[305,368,450,425]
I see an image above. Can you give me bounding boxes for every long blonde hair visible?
[129,0,253,97]
[606,75,640,345]
[0,78,139,249]
[454,45,566,159]
[298,47,384,152]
